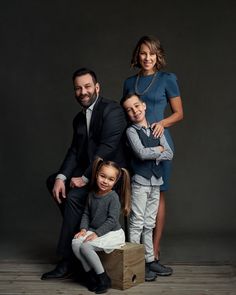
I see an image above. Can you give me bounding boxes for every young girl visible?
[72,157,131,294]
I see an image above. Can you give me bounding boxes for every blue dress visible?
[123,71,180,191]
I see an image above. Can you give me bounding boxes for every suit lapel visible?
[77,111,88,139]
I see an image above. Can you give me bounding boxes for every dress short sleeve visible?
[165,73,180,99]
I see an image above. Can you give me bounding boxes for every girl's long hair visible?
[90,157,131,216]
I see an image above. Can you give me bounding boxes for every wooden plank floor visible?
[0,261,235,295]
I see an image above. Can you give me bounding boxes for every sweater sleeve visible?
[80,196,91,230]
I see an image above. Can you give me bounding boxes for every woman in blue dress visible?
[123,35,183,275]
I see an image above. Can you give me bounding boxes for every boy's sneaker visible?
[149,260,173,276]
[145,263,157,281]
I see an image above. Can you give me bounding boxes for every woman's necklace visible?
[135,71,158,95]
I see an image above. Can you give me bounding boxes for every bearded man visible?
[41,68,127,280]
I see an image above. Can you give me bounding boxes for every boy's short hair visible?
[120,92,143,106]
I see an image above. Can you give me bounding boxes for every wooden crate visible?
[99,242,145,290]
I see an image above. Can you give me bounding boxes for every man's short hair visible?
[72,67,98,84]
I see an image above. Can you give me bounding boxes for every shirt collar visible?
[132,122,151,130]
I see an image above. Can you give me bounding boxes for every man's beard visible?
[76,91,97,108]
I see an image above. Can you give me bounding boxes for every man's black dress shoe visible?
[41,260,73,280]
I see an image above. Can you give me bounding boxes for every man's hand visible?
[70,177,86,188]
[52,179,66,204]
[84,232,98,242]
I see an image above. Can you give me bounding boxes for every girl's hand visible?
[151,122,164,138]
[74,229,86,238]
[84,232,98,242]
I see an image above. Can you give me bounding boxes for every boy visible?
[121,93,173,281]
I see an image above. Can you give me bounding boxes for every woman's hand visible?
[151,122,164,138]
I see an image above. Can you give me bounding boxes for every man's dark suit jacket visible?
[58,96,128,180]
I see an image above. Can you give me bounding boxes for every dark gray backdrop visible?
[1,0,235,262]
